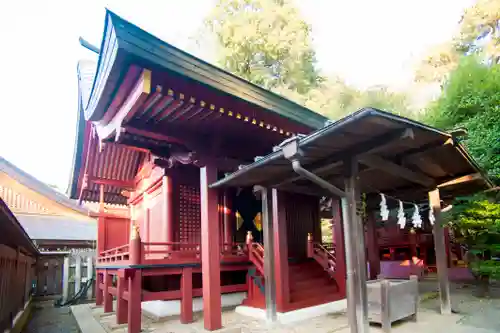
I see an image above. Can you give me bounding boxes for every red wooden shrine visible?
[70,10,346,333]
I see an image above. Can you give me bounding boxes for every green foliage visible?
[205,0,323,93]
[415,0,500,83]
[204,0,415,120]
[424,57,500,181]
[446,194,500,279]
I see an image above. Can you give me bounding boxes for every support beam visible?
[180,267,193,323]
[276,128,412,187]
[259,186,277,322]
[200,164,222,330]
[162,175,174,252]
[366,212,380,280]
[272,189,290,311]
[95,271,103,306]
[223,188,235,249]
[332,198,347,298]
[103,271,113,313]
[116,273,128,324]
[360,154,434,187]
[342,159,369,333]
[128,269,142,333]
[90,177,136,189]
[429,188,451,315]
[438,173,482,188]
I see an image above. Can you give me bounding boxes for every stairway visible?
[287,260,341,311]
[243,257,342,311]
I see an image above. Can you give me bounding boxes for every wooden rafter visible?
[94,69,152,141]
[89,177,136,190]
[438,173,482,188]
[360,154,435,187]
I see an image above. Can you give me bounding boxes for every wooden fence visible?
[0,244,35,332]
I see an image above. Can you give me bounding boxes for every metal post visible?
[428,188,451,314]
[62,256,70,302]
[86,256,94,300]
[75,255,82,295]
[260,187,277,322]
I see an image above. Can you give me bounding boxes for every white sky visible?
[0,0,471,190]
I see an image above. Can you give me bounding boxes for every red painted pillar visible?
[103,271,113,313]
[97,184,106,255]
[180,267,193,323]
[162,175,174,251]
[200,164,222,331]
[409,230,418,258]
[95,270,103,306]
[127,269,142,333]
[366,212,380,280]
[272,189,290,312]
[332,198,347,298]
[116,271,128,324]
[223,189,235,250]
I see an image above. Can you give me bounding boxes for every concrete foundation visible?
[141,292,247,320]
[235,298,347,324]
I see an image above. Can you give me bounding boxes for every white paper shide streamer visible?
[379,194,389,221]
[412,204,422,228]
[397,200,406,229]
[428,207,435,225]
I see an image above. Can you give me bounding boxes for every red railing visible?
[98,241,249,265]
[307,236,337,279]
[248,242,264,275]
[98,244,130,263]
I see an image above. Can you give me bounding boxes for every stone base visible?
[142,292,247,321]
[235,298,347,324]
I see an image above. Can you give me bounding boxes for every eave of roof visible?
[0,156,89,216]
[84,9,328,129]
[211,108,493,201]
[0,199,39,256]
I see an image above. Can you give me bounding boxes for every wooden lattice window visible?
[178,184,201,245]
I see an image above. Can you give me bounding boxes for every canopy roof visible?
[211,108,492,203]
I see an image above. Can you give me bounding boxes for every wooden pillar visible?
[223,189,235,249]
[162,175,174,251]
[332,198,347,298]
[342,158,369,333]
[116,272,128,324]
[366,212,380,280]
[444,227,452,267]
[180,267,193,323]
[128,269,142,333]
[409,230,418,258]
[272,189,290,312]
[429,188,451,315]
[95,270,103,306]
[103,271,113,313]
[260,187,277,321]
[200,165,222,331]
[97,184,106,255]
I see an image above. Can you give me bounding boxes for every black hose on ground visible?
[54,276,94,307]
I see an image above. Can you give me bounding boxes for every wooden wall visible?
[0,244,35,332]
[284,193,321,259]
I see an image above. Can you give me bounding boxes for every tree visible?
[424,57,500,181]
[459,0,500,63]
[445,193,500,287]
[205,0,323,94]
[204,0,414,120]
[415,0,500,84]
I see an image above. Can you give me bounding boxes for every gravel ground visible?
[75,281,500,333]
[22,301,80,333]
